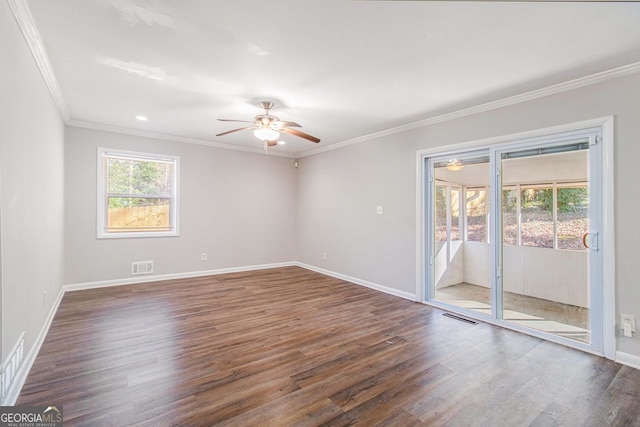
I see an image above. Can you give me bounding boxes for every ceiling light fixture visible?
[446,159,464,171]
[135,115,148,121]
[253,127,280,141]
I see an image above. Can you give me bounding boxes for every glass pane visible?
[502,188,518,245]
[466,189,487,242]
[520,188,553,248]
[107,157,172,196]
[107,197,171,232]
[502,149,589,344]
[451,188,460,241]
[435,185,447,244]
[433,156,491,316]
[557,187,589,251]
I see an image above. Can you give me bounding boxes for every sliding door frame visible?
[415,117,615,359]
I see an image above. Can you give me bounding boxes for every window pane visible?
[435,185,447,243]
[466,189,487,242]
[557,187,589,251]
[520,188,553,248]
[502,188,517,245]
[107,197,170,232]
[451,188,460,241]
[107,158,172,196]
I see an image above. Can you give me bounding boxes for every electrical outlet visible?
[621,314,636,332]
[201,253,208,262]
[376,206,384,215]
[322,252,327,261]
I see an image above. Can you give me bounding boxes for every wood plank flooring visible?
[17,266,640,426]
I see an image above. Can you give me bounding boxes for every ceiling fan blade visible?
[216,126,253,137]
[217,119,254,123]
[281,127,320,143]
[267,140,278,147]
[273,120,301,128]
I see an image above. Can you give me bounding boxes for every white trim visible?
[64,262,296,292]
[615,351,640,371]
[7,0,70,122]
[415,151,426,303]
[415,116,616,359]
[1,286,65,405]
[295,262,416,301]
[68,120,295,159]
[601,117,616,360]
[416,117,608,159]
[300,62,640,158]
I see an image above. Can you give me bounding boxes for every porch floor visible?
[436,283,589,343]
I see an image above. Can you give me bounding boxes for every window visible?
[520,186,553,248]
[435,185,447,243]
[465,188,488,242]
[502,187,518,245]
[500,183,587,251]
[450,187,460,241]
[557,186,588,250]
[434,184,462,244]
[97,148,179,238]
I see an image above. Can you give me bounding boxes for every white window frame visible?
[97,148,180,239]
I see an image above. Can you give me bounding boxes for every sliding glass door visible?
[425,130,603,353]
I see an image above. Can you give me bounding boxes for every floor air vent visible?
[132,261,154,275]
[443,312,478,324]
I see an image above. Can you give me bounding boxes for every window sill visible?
[97,230,180,239]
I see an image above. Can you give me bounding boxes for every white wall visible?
[64,127,297,285]
[435,241,464,288]
[460,242,588,307]
[462,241,491,288]
[0,0,65,363]
[297,72,640,357]
[503,246,588,308]
[296,138,416,293]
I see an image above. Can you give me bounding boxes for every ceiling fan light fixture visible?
[253,127,280,141]
[446,159,464,171]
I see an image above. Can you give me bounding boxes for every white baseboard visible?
[64,262,296,292]
[65,262,417,303]
[295,262,417,301]
[1,286,65,406]
[616,351,640,370]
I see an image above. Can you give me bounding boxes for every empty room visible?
[2,0,640,425]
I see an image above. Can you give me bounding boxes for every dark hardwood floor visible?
[17,266,640,426]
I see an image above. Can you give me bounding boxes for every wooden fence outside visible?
[108,204,170,231]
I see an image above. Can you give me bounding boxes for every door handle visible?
[582,232,598,251]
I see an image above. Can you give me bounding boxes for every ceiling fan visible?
[216,101,320,147]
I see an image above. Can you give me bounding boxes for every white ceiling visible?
[23,0,640,156]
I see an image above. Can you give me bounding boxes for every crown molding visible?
[66,120,296,158]
[298,61,640,158]
[10,0,639,159]
[8,0,70,122]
